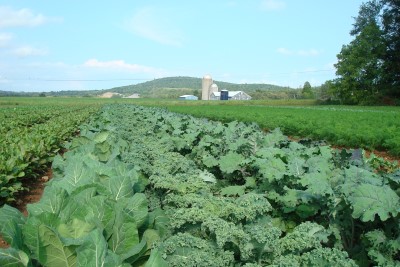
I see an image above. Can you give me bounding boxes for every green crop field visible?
[1,104,399,266]
[162,104,400,156]
[0,101,100,204]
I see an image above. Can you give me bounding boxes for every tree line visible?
[327,0,400,105]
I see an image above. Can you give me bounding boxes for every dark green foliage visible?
[0,104,99,204]
[1,104,398,266]
[166,104,400,156]
[302,81,315,99]
[332,0,400,104]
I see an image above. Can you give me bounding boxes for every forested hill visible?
[106,76,292,95]
[1,76,294,98]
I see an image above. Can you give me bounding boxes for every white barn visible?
[210,91,251,100]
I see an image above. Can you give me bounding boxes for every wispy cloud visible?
[0,32,13,47]
[83,59,164,75]
[0,6,48,28]
[125,7,184,47]
[12,46,48,57]
[277,47,321,56]
[277,47,292,55]
[298,49,321,56]
[260,0,286,11]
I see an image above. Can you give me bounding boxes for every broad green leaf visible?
[142,229,160,251]
[108,175,134,201]
[38,225,77,267]
[22,213,60,261]
[118,193,148,228]
[300,173,334,197]
[0,247,29,267]
[0,205,25,249]
[52,156,96,193]
[109,213,139,256]
[349,183,400,222]
[202,154,218,168]
[144,248,168,267]
[121,238,147,263]
[219,152,245,174]
[93,131,110,143]
[287,157,306,177]
[76,229,108,267]
[262,128,287,147]
[85,197,115,240]
[27,187,68,217]
[59,198,90,223]
[254,157,286,182]
[57,218,95,240]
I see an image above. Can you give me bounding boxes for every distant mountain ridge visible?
[0,76,294,98]
[106,76,291,95]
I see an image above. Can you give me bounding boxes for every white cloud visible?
[277,47,321,56]
[298,49,321,56]
[12,46,48,57]
[0,6,48,28]
[277,47,292,55]
[260,0,286,10]
[125,7,184,47]
[83,59,163,74]
[0,32,13,47]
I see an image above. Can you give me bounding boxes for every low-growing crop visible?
[1,104,399,266]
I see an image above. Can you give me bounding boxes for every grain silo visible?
[202,75,213,100]
[209,83,219,100]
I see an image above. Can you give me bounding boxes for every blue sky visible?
[0,0,365,92]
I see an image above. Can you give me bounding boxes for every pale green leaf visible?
[108,213,139,256]
[108,175,134,201]
[76,229,108,267]
[349,183,400,222]
[219,152,245,174]
[144,248,168,267]
[94,131,110,143]
[0,248,29,267]
[0,205,25,249]
[117,193,148,228]
[38,225,77,267]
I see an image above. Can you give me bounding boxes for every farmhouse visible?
[210,91,252,101]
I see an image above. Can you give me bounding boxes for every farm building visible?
[179,95,198,100]
[210,91,252,100]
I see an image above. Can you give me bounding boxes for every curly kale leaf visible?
[271,241,355,267]
[166,193,272,229]
[201,217,246,249]
[363,230,400,267]
[278,222,330,255]
[159,233,234,267]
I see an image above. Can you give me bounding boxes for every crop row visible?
[0,105,99,204]
[166,105,400,156]
[1,104,399,266]
[0,106,90,133]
